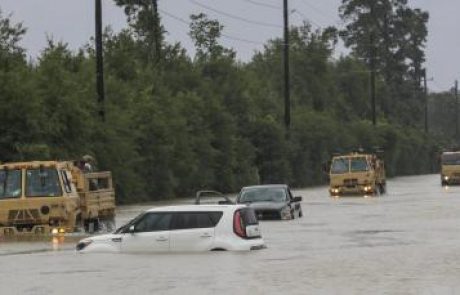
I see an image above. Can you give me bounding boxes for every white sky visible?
[0,0,457,92]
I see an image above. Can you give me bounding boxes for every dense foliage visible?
[0,1,450,203]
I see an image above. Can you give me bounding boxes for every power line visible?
[158,9,189,25]
[159,9,370,66]
[430,80,448,92]
[291,9,323,28]
[189,0,282,29]
[297,0,336,21]
[159,9,264,45]
[297,0,344,27]
[241,0,326,29]
[243,0,281,10]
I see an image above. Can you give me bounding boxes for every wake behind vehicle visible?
[440,151,460,185]
[76,205,265,253]
[0,160,116,236]
[328,151,386,197]
[236,185,303,220]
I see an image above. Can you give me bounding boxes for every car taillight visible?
[233,210,246,238]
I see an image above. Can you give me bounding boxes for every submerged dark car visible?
[236,185,303,220]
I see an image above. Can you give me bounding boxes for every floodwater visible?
[2,174,460,294]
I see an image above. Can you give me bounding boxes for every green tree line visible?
[0,1,450,203]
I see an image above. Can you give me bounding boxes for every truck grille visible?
[343,178,358,187]
[8,209,41,225]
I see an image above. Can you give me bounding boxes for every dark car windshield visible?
[239,187,287,203]
[26,168,62,197]
[0,169,22,199]
[441,153,460,165]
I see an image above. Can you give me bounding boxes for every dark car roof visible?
[241,184,288,190]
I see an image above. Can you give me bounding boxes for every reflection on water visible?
[0,234,84,255]
[52,236,66,251]
[2,175,460,294]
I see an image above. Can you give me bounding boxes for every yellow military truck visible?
[328,152,386,197]
[440,151,460,186]
[0,161,115,236]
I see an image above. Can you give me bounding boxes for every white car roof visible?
[145,204,246,213]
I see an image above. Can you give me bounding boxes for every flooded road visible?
[2,174,460,294]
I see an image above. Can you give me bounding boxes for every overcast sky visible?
[0,0,457,92]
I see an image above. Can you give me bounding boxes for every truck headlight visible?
[51,227,66,235]
[444,176,449,181]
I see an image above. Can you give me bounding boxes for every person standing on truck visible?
[81,155,96,173]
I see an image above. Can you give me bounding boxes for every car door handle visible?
[200,233,212,238]
[111,237,122,242]
[156,237,168,242]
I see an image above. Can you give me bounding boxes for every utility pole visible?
[95,0,105,121]
[422,69,428,133]
[152,0,161,62]
[455,80,458,139]
[369,3,376,127]
[283,0,291,132]
[370,34,376,127]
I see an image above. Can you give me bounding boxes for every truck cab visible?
[440,152,460,185]
[0,161,80,235]
[0,160,116,236]
[328,152,386,197]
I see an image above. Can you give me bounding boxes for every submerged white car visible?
[76,205,265,253]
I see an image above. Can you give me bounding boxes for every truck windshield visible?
[0,169,22,199]
[26,168,62,197]
[330,158,349,174]
[239,187,287,203]
[441,153,460,165]
[350,157,369,172]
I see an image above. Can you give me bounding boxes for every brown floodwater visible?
[1,174,460,294]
